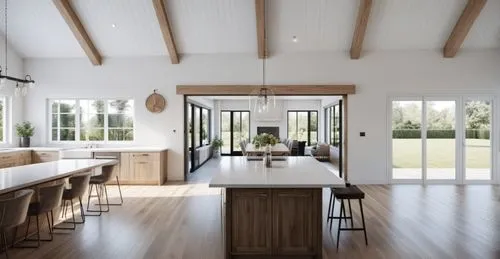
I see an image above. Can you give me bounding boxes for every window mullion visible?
[76,100,81,142]
[104,99,109,142]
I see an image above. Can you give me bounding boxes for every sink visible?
[60,150,93,159]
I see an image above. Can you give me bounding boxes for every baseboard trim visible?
[348,179,388,185]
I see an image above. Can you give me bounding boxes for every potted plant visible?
[211,136,224,158]
[252,133,279,148]
[15,121,35,147]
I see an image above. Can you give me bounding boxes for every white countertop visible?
[209,156,344,188]
[0,159,117,195]
[0,147,168,154]
[62,147,168,152]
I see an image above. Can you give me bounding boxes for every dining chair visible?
[0,189,34,258]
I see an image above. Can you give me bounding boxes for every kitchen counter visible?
[68,147,168,152]
[211,156,344,259]
[0,147,65,153]
[0,159,117,195]
[209,156,344,188]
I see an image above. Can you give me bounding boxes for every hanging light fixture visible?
[249,0,275,114]
[0,0,35,96]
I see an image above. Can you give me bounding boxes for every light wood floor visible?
[9,158,500,259]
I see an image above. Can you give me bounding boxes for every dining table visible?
[245,143,290,156]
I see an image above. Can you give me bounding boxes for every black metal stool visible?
[328,185,368,251]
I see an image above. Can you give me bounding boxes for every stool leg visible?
[46,212,53,241]
[86,184,94,211]
[329,195,336,231]
[2,232,8,259]
[340,201,347,226]
[348,199,353,228]
[359,199,368,246]
[78,196,85,223]
[336,199,344,251]
[116,176,123,204]
[327,191,333,222]
[24,216,31,241]
[35,215,40,247]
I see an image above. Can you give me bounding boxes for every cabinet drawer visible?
[130,152,159,162]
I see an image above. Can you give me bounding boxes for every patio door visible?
[390,97,494,184]
[221,111,250,156]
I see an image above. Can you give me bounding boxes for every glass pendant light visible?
[249,0,275,114]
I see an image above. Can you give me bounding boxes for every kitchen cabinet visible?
[0,151,32,169]
[117,151,167,185]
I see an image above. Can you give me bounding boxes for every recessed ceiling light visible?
[292,36,298,43]
[111,24,117,28]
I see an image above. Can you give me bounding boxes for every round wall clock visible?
[145,89,166,113]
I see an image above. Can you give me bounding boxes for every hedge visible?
[392,129,489,139]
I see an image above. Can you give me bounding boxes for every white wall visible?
[215,99,321,140]
[23,50,500,183]
[0,34,24,147]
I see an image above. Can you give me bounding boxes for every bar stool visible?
[16,183,64,248]
[0,189,34,258]
[329,185,368,251]
[54,173,91,230]
[86,165,116,215]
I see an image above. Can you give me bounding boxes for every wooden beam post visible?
[255,0,267,59]
[53,0,102,66]
[443,0,487,58]
[152,0,180,64]
[350,0,372,59]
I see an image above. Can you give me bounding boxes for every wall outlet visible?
[360,132,366,137]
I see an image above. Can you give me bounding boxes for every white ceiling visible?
[0,0,498,58]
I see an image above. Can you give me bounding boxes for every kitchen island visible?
[210,157,344,259]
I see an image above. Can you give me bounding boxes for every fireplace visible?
[257,127,279,138]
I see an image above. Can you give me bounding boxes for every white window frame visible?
[0,97,7,144]
[387,94,497,185]
[48,98,135,143]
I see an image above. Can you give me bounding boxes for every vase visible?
[19,137,30,147]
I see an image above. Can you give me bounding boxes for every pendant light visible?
[249,0,275,114]
[0,0,35,96]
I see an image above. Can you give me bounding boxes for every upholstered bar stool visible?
[330,185,368,251]
[54,173,91,230]
[15,183,64,248]
[0,189,34,258]
[86,165,116,215]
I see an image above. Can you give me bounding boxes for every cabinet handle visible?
[134,154,150,157]
[137,162,148,164]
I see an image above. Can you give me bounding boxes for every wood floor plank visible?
[8,158,500,259]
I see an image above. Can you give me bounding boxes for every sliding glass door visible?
[464,99,492,181]
[390,97,494,184]
[221,111,250,156]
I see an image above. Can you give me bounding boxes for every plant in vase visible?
[252,133,279,149]
[15,121,35,147]
[211,136,224,158]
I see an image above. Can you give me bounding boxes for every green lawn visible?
[393,139,490,168]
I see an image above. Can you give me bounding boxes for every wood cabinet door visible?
[129,153,160,183]
[272,189,319,256]
[230,189,272,255]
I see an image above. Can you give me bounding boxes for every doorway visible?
[389,97,494,184]
[220,111,250,156]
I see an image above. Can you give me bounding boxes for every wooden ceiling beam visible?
[152,0,180,64]
[53,0,102,66]
[255,0,267,59]
[443,0,487,58]
[350,0,372,59]
[176,85,356,96]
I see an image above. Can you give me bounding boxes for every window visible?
[325,104,341,147]
[0,98,5,142]
[108,100,134,141]
[188,103,211,148]
[287,111,318,146]
[50,99,134,142]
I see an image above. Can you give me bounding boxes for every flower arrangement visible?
[252,133,279,148]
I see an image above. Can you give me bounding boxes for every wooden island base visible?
[225,188,323,259]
